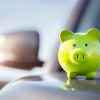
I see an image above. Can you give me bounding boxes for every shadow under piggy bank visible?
[63,78,100,93]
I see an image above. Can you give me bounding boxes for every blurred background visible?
[0,0,100,89]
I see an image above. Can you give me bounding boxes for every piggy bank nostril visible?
[77,55,78,60]
[83,55,85,60]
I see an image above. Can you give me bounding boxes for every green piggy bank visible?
[58,28,100,80]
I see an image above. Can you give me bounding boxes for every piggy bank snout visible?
[71,49,86,64]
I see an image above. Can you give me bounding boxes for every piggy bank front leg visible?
[63,72,77,89]
[67,72,77,80]
[86,72,96,80]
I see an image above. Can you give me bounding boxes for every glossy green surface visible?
[58,28,100,80]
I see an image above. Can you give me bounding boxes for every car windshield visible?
[0,0,79,81]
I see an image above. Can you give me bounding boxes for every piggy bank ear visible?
[86,28,100,40]
[60,30,73,42]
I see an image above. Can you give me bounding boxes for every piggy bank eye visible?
[84,43,88,47]
[73,43,77,47]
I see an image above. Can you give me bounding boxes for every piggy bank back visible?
[58,28,100,80]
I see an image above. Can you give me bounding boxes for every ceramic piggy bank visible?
[58,28,100,80]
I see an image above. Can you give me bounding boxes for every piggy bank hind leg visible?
[86,72,96,80]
